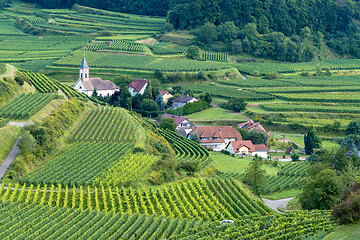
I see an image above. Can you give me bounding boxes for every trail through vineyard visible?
[262,197,295,213]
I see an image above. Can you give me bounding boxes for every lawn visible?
[185,107,248,121]
[210,151,280,177]
[322,140,339,150]
[262,189,302,200]
[324,223,360,240]
[0,125,21,164]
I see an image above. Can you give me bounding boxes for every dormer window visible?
[209,137,212,140]
[214,137,220,141]
[201,137,207,141]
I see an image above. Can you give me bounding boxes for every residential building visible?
[191,126,242,151]
[159,90,173,104]
[163,114,195,137]
[173,95,198,109]
[226,140,269,158]
[238,119,270,137]
[128,78,148,96]
[74,56,120,97]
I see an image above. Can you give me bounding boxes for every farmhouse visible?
[191,126,242,151]
[163,114,195,137]
[74,56,120,97]
[128,78,148,96]
[173,95,198,109]
[238,119,270,137]
[226,140,269,158]
[159,90,173,104]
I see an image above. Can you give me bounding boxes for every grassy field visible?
[185,107,248,121]
[0,125,21,164]
[324,223,360,240]
[210,151,280,177]
[28,99,65,124]
[262,189,302,200]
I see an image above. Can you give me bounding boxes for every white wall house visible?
[173,95,198,109]
[74,56,120,97]
[128,79,148,96]
[226,140,268,158]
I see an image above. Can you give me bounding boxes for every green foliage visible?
[186,45,201,59]
[199,92,212,106]
[20,70,58,93]
[221,98,247,112]
[299,168,342,210]
[249,130,267,145]
[194,22,218,44]
[180,160,200,176]
[291,153,300,161]
[346,121,360,135]
[304,129,321,155]
[160,117,176,131]
[243,156,268,195]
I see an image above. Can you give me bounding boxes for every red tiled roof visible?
[128,79,148,92]
[195,126,242,143]
[163,114,188,127]
[238,119,267,133]
[254,144,268,151]
[230,140,255,152]
[159,90,169,96]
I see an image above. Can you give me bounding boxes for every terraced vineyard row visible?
[70,107,144,144]
[0,200,197,240]
[274,92,360,103]
[261,102,360,114]
[1,178,272,220]
[52,79,88,100]
[159,129,210,167]
[0,93,60,119]
[83,41,109,51]
[19,142,132,187]
[107,40,147,52]
[264,162,308,194]
[20,69,58,93]
[171,210,334,240]
[149,45,187,55]
[201,51,228,62]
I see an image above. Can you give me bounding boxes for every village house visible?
[74,56,120,97]
[159,90,173,104]
[226,140,269,158]
[238,119,270,137]
[190,126,242,151]
[173,95,198,109]
[128,78,148,96]
[163,114,195,137]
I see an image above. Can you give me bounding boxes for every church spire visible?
[79,56,89,81]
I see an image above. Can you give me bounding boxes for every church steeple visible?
[79,56,89,81]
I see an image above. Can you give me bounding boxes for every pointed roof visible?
[79,56,89,69]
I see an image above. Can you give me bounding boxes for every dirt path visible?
[0,138,20,182]
[262,197,295,213]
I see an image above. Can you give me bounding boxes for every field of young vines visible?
[0,93,60,119]
[70,107,144,144]
[261,102,360,114]
[19,142,132,187]
[159,129,209,167]
[20,70,58,93]
[0,178,272,220]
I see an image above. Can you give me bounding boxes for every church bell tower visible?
[79,56,89,81]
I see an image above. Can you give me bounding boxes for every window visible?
[214,137,220,141]
[85,73,87,78]
[209,137,212,140]
[79,86,82,89]
[201,137,207,141]
[80,73,83,78]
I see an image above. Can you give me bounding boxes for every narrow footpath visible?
[0,138,20,182]
[262,197,295,213]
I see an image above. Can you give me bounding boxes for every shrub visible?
[291,153,300,161]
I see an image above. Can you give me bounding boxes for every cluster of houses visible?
[74,57,269,158]
[74,56,198,108]
[162,114,269,158]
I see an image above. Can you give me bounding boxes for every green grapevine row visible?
[107,40,147,52]
[19,142,132,187]
[20,69,58,93]
[70,107,143,144]
[83,41,109,51]
[261,102,360,114]
[150,45,187,55]
[171,210,334,240]
[159,129,210,168]
[52,79,88,99]
[201,51,229,63]
[0,179,272,220]
[0,93,61,119]
[0,200,195,240]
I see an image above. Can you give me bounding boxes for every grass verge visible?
[0,125,21,164]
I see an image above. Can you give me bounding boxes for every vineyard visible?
[201,51,229,62]
[52,79,88,100]
[20,69,58,93]
[19,142,132,187]
[83,41,109,51]
[0,178,272,220]
[274,92,360,103]
[107,40,147,53]
[0,93,61,119]
[263,162,308,194]
[171,210,334,239]
[177,84,275,101]
[70,107,145,145]
[261,102,360,114]
[0,200,197,240]
[159,129,210,167]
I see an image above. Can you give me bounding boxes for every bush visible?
[291,153,300,161]
[220,98,247,112]
[160,117,177,131]
[265,71,279,79]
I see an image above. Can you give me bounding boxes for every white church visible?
[74,56,120,97]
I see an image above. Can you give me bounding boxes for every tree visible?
[140,99,159,112]
[243,156,267,195]
[304,129,321,155]
[249,130,267,144]
[346,121,360,135]
[154,69,165,82]
[186,45,201,59]
[18,130,37,155]
[240,23,258,39]
[291,153,300,161]
[299,168,342,210]
[218,21,239,43]
[199,92,212,106]
[180,160,199,176]
[155,93,165,110]
[92,88,98,98]
[195,22,218,43]
[220,99,247,112]
[160,117,177,131]
[190,132,200,143]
